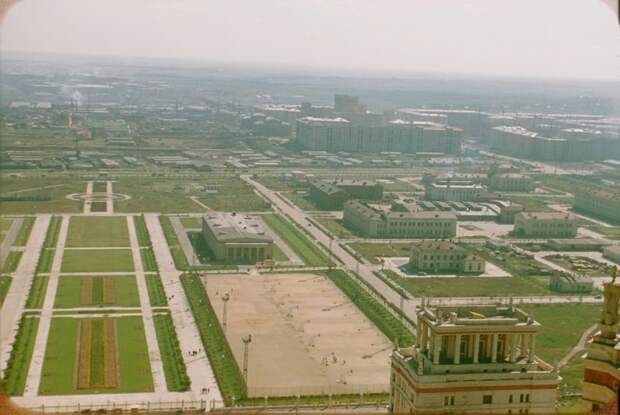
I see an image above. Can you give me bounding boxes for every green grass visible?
[0,276,12,306]
[315,218,358,239]
[181,273,245,404]
[160,216,189,269]
[558,355,586,396]
[146,275,168,307]
[473,245,554,277]
[383,270,553,297]
[2,251,23,273]
[43,216,62,249]
[141,248,158,272]
[36,249,54,273]
[14,216,35,246]
[54,275,140,308]
[153,314,190,391]
[133,215,151,247]
[325,270,415,347]
[25,276,49,309]
[2,316,40,396]
[0,218,13,233]
[262,214,329,266]
[348,243,412,264]
[272,244,289,262]
[507,196,554,212]
[66,216,130,248]
[0,176,83,214]
[180,217,202,228]
[585,225,620,239]
[61,249,134,273]
[92,181,107,193]
[39,316,154,395]
[520,303,600,364]
[281,191,321,211]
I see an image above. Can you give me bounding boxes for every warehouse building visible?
[513,211,578,238]
[343,200,457,238]
[202,213,273,263]
[408,241,485,274]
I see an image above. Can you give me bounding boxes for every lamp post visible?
[242,334,252,384]
[221,293,230,334]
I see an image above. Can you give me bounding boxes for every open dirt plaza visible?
[205,273,391,397]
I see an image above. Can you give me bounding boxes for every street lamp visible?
[221,293,230,334]
[242,334,252,384]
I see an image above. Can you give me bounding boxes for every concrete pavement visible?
[0,217,23,266]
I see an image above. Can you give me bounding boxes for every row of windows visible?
[444,393,530,406]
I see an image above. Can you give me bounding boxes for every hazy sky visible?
[2,0,619,80]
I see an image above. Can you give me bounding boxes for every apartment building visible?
[513,212,578,238]
[408,241,485,274]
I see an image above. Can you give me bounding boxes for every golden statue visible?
[601,265,620,336]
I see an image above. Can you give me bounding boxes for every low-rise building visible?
[574,188,620,223]
[308,179,383,210]
[603,244,620,263]
[202,213,273,263]
[425,182,485,201]
[390,304,559,414]
[409,241,485,274]
[514,212,578,238]
[489,173,535,192]
[498,203,526,224]
[547,238,613,251]
[549,272,593,293]
[343,200,457,238]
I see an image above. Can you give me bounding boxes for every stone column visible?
[528,334,536,362]
[473,333,480,363]
[420,322,428,352]
[491,333,499,363]
[433,334,441,364]
[510,334,518,363]
[454,334,462,364]
[520,333,527,357]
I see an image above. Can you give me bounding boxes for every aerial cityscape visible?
[1,1,619,414]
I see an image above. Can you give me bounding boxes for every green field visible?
[14,216,35,246]
[66,216,130,247]
[272,244,289,262]
[262,214,329,266]
[585,225,620,239]
[2,317,40,395]
[153,314,190,391]
[39,316,154,395]
[0,276,12,306]
[26,276,49,309]
[348,242,412,264]
[54,275,140,308]
[383,270,553,297]
[315,218,358,239]
[133,215,151,247]
[43,216,62,249]
[36,249,54,273]
[141,248,158,272]
[281,191,321,211]
[0,176,83,214]
[180,217,202,228]
[61,249,135,273]
[2,251,23,273]
[146,275,168,307]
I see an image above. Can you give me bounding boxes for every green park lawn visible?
[348,242,412,264]
[262,214,329,266]
[315,218,358,239]
[585,225,620,239]
[180,217,202,228]
[0,276,12,306]
[61,249,135,273]
[54,275,140,308]
[39,316,154,395]
[66,216,130,247]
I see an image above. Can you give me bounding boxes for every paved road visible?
[0,215,50,376]
[0,217,23,266]
[106,181,114,213]
[145,213,223,406]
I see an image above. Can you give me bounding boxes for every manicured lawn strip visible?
[181,273,245,404]
[153,314,190,391]
[36,249,54,273]
[180,217,202,228]
[585,225,620,239]
[160,216,189,269]
[383,270,552,297]
[2,251,23,273]
[3,316,39,396]
[55,275,140,308]
[39,317,154,395]
[325,270,414,347]
[520,303,600,364]
[25,276,48,309]
[61,249,134,273]
[315,218,358,239]
[272,244,289,262]
[43,216,62,249]
[146,275,168,307]
[141,248,158,272]
[348,243,411,264]
[0,276,12,306]
[262,214,328,266]
[66,216,130,248]
[134,215,151,247]
[92,181,107,193]
[14,216,35,246]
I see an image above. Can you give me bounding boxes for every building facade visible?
[308,179,384,210]
[390,304,559,414]
[489,173,535,192]
[425,182,486,202]
[549,272,593,293]
[409,241,485,274]
[343,200,457,238]
[202,213,273,263]
[574,188,620,223]
[513,212,578,238]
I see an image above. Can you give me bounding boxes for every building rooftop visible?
[298,117,350,125]
[203,213,272,243]
[419,305,540,330]
[517,211,575,221]
[411,241,464,252]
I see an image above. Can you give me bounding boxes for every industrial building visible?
[513,212,578,238]
[308,179,383,210]
[408,241,485,274]
[343,200,457,238]
[201,213,273,263]
[390,305,558,414]
[574,188,620,223]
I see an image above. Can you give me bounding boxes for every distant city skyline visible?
[1,0,619,80]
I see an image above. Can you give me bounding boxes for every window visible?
[483,395,493,404]
[509,394,513,403]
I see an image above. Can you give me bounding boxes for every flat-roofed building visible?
[489,173,535,192]
[549,272,593,293]
[343,200,457,238]
[498,203,526,224]
[390,304,559,414]
[514,211,578,238]
[574,188,620,223]
[425,182,485,202]
[202,213,273,263]
[308,178,383,210]
[409,241,485,274]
